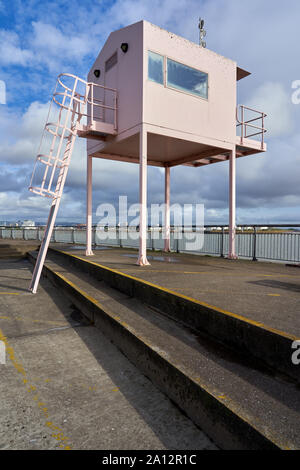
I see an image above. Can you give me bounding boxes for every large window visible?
[148,51,164,85]
[167,58,208,99]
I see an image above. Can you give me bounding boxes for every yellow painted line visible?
[163,288,284,297]
[54,249,298,342]
[0,292,20,295]
[55,272,100,305]
[0,328,72,450]
[124,269,213,274]
[217,394,227,400]
[123,269,298,278]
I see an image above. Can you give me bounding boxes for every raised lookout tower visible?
[28,20,266,292]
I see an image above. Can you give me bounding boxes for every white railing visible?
[1,226,300,264]
[29,73,118,200]
[236,105,267,149]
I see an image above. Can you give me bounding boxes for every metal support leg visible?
[164,166,171,252]
[228,147,238,259]
[137,127,150,266]
[86,155,94,256]
[29,200,60,293]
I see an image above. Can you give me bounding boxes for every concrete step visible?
[0,242,39,259]
[27,250,300,450]
[47,247,299,384]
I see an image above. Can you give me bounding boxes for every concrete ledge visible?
[0,241,39,259]
[47,247,300,383]
[27,250,282,449]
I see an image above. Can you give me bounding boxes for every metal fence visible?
[1,225,300,263]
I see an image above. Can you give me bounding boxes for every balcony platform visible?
[89,129,266,168]
[77,121,117,141]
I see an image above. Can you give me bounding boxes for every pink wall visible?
[87,21,239,159]
[143,22,237,146]
[87,21,144,155]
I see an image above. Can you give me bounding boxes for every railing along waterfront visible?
[1,224,300,263]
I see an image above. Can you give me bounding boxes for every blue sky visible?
[0,0,299,224]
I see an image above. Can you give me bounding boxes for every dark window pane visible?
[148,51,164,85]
[167,59,208,99]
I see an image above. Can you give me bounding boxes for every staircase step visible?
[0,244,38,259]
[47,247,299,384]
[27,250,300,450]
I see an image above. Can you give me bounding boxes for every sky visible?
[0,0,299,225]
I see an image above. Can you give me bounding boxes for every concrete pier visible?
[1,241,300,449]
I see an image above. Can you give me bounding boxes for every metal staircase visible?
[28,73,117,293]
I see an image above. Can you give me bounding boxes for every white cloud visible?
[30,21,92,70]
[1,0,300,223]
[0,101,49,164]
[246,82,294,138]
[0,30,34,66]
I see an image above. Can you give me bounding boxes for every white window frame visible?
[147,50,164,86]
[147,50,209,101]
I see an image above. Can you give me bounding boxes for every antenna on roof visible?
[198,17,206,48]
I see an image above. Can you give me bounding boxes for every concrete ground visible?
[0,240,39,259]
[58,245,300,338]
[29,250,300,449]
[0,259,217,450]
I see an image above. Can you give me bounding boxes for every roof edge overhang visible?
[237,66,251,81]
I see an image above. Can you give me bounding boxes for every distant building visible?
[22,220,35,227]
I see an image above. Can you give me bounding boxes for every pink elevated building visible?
[82,20,266,263]
[28,20,266,292]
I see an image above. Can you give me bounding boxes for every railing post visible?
[175,230,179,253]
[91,83,94,124]
[252,226,258,261]
[261,113,265,150]
[95,226,98,247]
[114,93,117,131]
[118,226,122,248]
[220,226,224,258]
[241,105,244,145]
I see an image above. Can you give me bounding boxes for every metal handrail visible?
[236,105,267,149]
[29,72,119,200]
[2,224,300,264]
[56,73,118,129]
